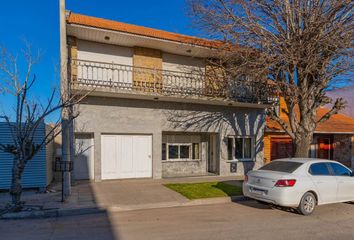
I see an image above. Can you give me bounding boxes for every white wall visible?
[77,40,133,64]
[162,53,205,73]
[162,53,205,91]
[77,40,133,86]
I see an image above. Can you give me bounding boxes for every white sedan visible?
[243,158,354,215]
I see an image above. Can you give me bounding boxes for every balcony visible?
[70,59,275,106]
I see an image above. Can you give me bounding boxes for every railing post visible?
[153,67,156,93]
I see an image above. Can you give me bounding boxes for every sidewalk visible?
[0,175,245,219]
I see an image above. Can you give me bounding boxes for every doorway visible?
[208,134,219,174]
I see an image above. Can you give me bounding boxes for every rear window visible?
[260,161,303,173]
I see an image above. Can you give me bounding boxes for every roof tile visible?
[267,107,354,133]
[66,12,223,49]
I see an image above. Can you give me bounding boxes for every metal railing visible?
[71,59,274,104]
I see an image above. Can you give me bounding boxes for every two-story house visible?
[65,12,273,181]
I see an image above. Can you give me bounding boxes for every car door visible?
[308,162,337,204]
[329,162,354,202]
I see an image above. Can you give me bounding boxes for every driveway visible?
[69,176,242,210]
[2,201,354,240]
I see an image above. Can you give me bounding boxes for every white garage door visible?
[101,134,152,180]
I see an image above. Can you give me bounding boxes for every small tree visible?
[0,45,83,211]
[190,0,353,157]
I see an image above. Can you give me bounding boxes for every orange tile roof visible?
[66,12,224,49]
[267,108,354,133]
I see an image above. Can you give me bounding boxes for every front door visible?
[74,134,94,180]
[317,138,331,159]
[329,162,354,202]
[208,134,218,174]
[309,162,337,204]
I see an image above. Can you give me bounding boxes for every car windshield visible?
[260,161,303,173]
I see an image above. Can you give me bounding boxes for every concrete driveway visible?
[70,176,242,210]
[2,200,354,240]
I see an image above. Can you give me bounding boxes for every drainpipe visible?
[60,0,71,198]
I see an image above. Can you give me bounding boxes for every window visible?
[309,163,331,176]
[227,138,233,160]
[227,136,254,161]
[162,143,200,161]
[180,145,190,159]
[168,145,179,159]
[329,163,352,177]
[260,161,303,173]
[192,143,200,159]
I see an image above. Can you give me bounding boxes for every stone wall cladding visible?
[162,160,207,177]
[333,134,353,168]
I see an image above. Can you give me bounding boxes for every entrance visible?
[208,134,219,174]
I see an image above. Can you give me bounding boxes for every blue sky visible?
[0,0,197,122]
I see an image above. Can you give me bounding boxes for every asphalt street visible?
[2,200,354,240]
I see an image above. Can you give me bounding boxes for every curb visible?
[0,195,250,220]
[0,207,107,220]
[106,195,249,212]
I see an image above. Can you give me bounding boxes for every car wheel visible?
[298,192,316,216]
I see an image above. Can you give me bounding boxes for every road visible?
[2,200,354,240]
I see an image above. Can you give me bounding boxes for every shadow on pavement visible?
[232,197,300,215]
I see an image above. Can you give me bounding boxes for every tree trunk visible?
[293,133,313,158]
[9,158,24,211]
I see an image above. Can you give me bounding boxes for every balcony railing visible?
[70,59,275,104]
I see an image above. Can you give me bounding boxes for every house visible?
[65,12,274,181]
[0,122,54,190]
[264,97,354,168]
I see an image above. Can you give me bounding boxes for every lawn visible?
[164,182,243,200]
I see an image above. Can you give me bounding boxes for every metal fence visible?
[71,59,275,104]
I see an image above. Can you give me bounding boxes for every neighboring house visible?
[0,122,54,190]
[326,86,354,168]
[65,12,274,181]
[264,97,354,168]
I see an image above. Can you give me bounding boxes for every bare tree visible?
[0,45,85,211]
[189,0,353,157]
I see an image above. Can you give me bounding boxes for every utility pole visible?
[59,0,71,198]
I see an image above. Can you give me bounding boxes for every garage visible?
[101,134,152,180]
[270,137,293,161]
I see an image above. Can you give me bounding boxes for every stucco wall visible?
[162,52,205,73]
[74,96,265,180]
